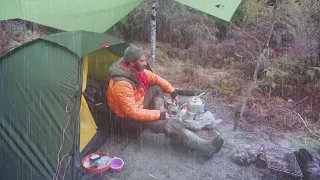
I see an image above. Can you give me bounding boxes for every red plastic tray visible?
[81,152,111,174]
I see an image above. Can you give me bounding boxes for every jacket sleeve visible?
[113,81,161,121]
[144,70,175,93]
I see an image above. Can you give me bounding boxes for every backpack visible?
[295,148,320,180]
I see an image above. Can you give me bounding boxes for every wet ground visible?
[83,95,319,180]
[84,96,269,180]
[89,122,267,180]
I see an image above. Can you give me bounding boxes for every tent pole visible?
[72,58,83,180]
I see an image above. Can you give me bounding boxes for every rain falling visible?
[0,0,320,180]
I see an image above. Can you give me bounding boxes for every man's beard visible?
[134,64,145,72]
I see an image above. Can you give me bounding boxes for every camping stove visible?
[168,97,213,131]
[168,97,206,121]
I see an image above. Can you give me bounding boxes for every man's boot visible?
[176,128,224,157]
[164,120,223,157]
[144,120,224,157]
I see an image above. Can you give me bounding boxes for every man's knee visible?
[143,119,168,133]
[148,85,163,96]
[144,85,164,109]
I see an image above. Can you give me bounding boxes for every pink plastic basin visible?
[110,157,124,172]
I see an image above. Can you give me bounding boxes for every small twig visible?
[285,107,320,139]
[269,86,271,99]
[293,97,308,106]
[312,126,318,133]
[148,174,157,179]
[194,92,206,98]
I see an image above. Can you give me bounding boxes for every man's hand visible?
[171,96,178,106]
[166,112,171,120]
[159,111,171,120]
[159,105,171,120]
[170,90,178,105]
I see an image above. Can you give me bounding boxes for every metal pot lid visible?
[188,98,204,106]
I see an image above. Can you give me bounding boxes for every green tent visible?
[0,0,241,32]
[0,30,129,180]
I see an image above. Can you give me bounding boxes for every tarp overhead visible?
[174,0,242,22]
[0,0,144,33]
[0,0,241,32]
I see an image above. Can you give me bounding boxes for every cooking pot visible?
[187,97,205,114]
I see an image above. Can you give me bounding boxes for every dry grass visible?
[241,0,270,26]
[0,20,61,56]
[139,41,320,135]
[137,42,246,94]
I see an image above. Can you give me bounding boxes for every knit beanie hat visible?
[123,44,144,62]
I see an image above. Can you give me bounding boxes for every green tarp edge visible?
[0,0,144,33]
[174,0,242,22]
[0,0,241,33]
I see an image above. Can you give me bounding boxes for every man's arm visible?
[113,81,162,121]
[145,70,178,104]
[144,70,175,93]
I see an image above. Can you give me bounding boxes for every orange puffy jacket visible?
[107,59,174,121]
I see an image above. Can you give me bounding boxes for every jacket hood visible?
[108,58,139,83]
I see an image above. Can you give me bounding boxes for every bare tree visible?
[150,0,157,65]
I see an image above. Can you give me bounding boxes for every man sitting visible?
[107,44,223,157]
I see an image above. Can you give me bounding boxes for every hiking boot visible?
[176,128,224,158]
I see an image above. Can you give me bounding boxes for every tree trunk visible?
[150,0,157,65]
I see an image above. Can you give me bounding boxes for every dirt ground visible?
[84,96,320,180]
[95,124,266,180]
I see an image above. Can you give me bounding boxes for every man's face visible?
[133,55,147,72]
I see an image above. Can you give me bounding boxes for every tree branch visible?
[284,107,320,139]
[233,0,280,131]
